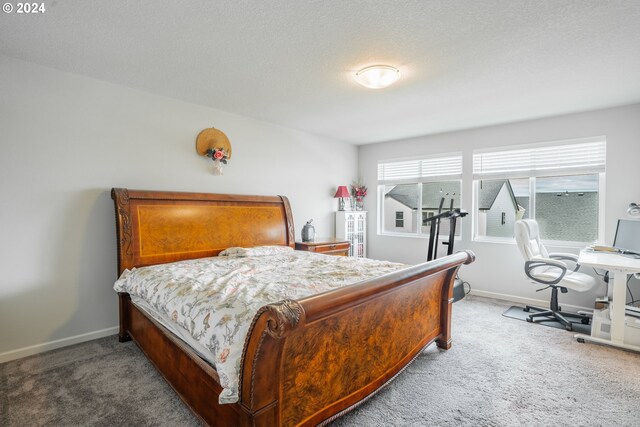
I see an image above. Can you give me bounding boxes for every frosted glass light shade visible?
[355,65,400,89]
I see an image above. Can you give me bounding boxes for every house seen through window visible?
[378,154,463,237]
[383,182,462,236]
[473,138,605,243]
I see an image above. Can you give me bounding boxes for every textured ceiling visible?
[1,0,640,144]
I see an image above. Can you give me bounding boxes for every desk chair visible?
[514,219,597,331]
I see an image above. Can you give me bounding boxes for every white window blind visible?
[378,154,462,184]
[473,138,606,179]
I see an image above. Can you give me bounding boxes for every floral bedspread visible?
[113,246,406,404]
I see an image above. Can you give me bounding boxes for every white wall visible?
[0,55,357,360]
[359,103,640,309]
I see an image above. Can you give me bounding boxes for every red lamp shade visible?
[334,186,350,198]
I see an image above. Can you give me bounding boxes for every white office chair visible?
[514,219,597,331]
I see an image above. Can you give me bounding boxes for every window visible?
[382,183,419,233]
[378,153,464,237]
[421,181,461,237]
[476,178,528,239]
[473,138,605,243]
[535,175,599,242]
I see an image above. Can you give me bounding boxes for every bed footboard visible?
[241,250,475,426]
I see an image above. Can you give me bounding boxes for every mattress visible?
[130,294,218,367]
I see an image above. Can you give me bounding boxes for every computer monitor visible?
[613,219,640,256]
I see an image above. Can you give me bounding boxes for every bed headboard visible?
[111,188,295,275]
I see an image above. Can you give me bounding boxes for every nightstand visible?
[295,237,350,256]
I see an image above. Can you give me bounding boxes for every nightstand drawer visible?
[313,242,350,255]
[295,239,350,256]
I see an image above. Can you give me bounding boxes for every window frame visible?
[472,137,606,246]
[377,152,464,239]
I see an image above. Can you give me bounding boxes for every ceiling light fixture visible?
[355,65,400,89]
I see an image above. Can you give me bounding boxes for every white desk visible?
[576,250,640,352]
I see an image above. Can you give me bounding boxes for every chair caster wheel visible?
[526,317,533,323]
[523,307,530,312]
[565,325,573,331]
[581,318,590,325]
[577,338,585,343]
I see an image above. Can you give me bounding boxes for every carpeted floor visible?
[2,295,640,426]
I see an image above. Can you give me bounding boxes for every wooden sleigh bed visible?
[111,188,475,427]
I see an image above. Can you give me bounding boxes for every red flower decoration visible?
[205,148,228,164]
[351,183,368,199]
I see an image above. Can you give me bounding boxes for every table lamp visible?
[334,186,351,211]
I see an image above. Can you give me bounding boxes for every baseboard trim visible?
[0,326,118,364]
[468,289,593,313]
